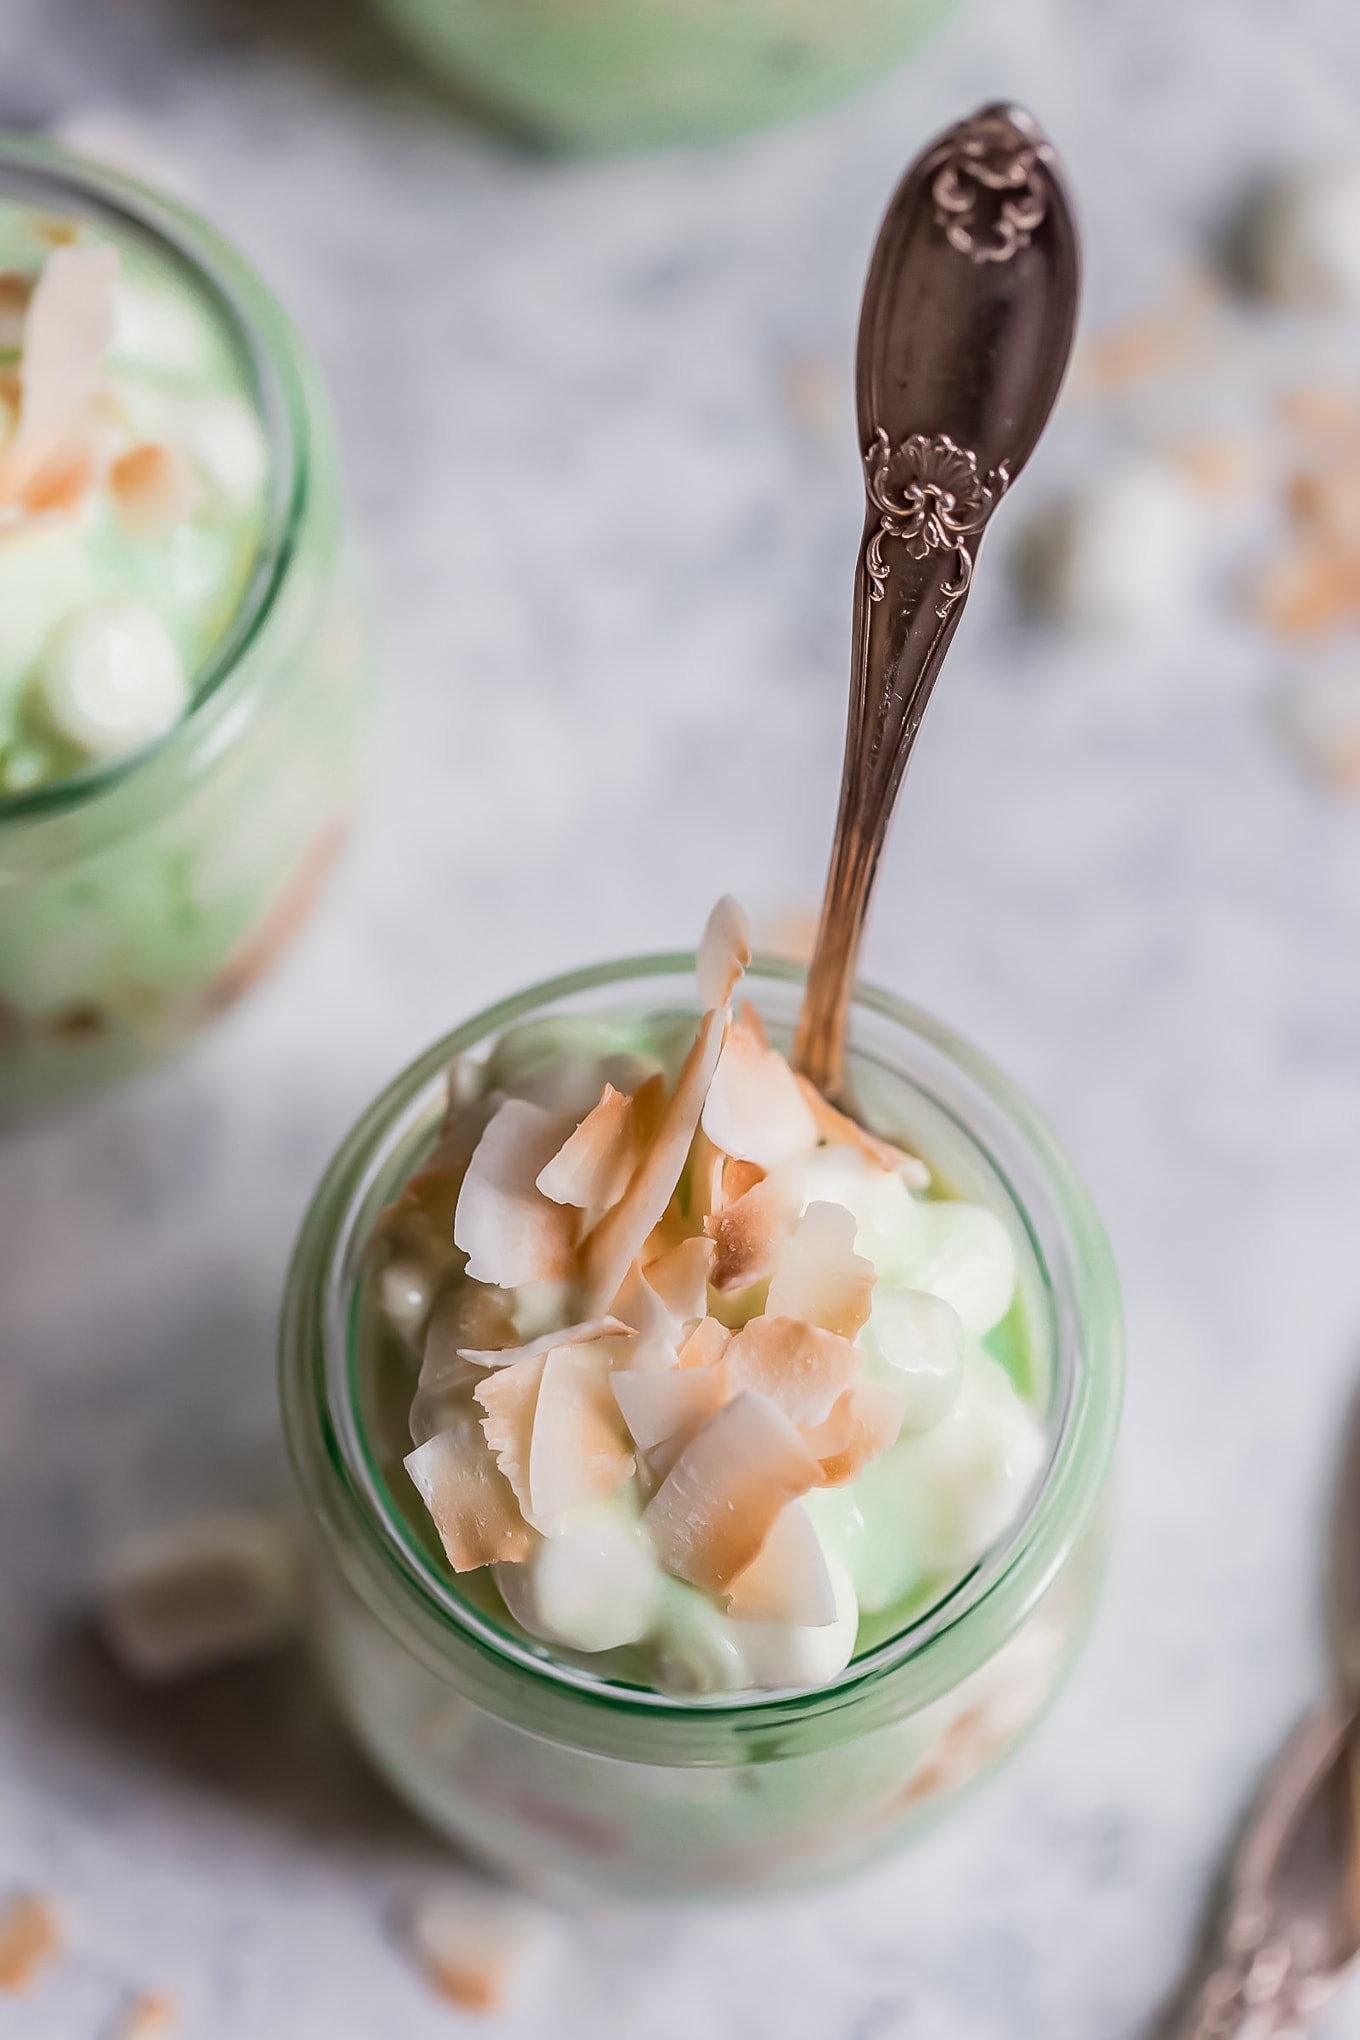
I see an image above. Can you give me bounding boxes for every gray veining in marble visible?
[3,0,1360,2032]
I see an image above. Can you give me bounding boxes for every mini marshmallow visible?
[497,1500,659,1654]
[860,1286,966,1431]
[176,393,269,512]
[899,1201,1017,1338]
[40,599,188,759]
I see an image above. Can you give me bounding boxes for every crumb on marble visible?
[0,1891,62,1995]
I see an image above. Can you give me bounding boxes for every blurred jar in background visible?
[0,138,374,1109]
[370,0,963,151]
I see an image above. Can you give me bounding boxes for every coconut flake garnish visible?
[459,1316,629,1367]
[110,440,204,537]
[405,1420,532,1571]
[701,1004,819,1168]
[724,1314,863,1427]
[643,1234,713,1322]
[765,1201,876,1339]
[535,1084,642,1210]
[0,243,118,505]
[804,1380,907,1487]
[612,1361,728,1461]
[526,1343,635,1525]
[612,1260,683,1369]
[454,1098,579,1288]
[794,1073,930,1188]
[644,1390,821,1592]
[695,894,752,1009]
[704,1172,797,1293]
[725,1501,838,1627]
[473,1355,546,1521]
[676,1315,732,1370]
[582,1006,726,1315]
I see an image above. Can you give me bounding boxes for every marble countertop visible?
[5,0,1360,2031]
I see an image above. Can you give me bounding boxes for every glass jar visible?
[281,956,1122,1897]
[371,0,962,152]
[0,138,373,1108]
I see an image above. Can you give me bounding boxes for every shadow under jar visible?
[0,139,373,1108]
[280,956,1123,1898]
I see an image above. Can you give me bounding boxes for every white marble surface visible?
[4,0,1360,2031]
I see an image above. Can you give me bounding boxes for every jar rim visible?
[281,954,1124,1757]
[0,134,308,822]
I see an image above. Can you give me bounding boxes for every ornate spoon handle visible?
[793,105,1080,1100]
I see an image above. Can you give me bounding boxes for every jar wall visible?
[306,1504,1107,1898]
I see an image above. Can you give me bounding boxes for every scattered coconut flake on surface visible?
[454,1099,578,1288]
[111,1991,178,2039]
[794,1074,929,1185]
[765,1202,876,1339]
[405,1421,532,1571]
[645,1390,821,1591]
[804,1381,908,1487]
[695,894,751,1009]
[0,1892,60,1995]
[725,1502,838,1627]
[724,1315,863,1427]
[535,1084,641,1210]
[97,1514,297,1682]
[527,1343,635,1525]
[582,1007,726,1315]
[702,1004,817,1168]
[408,1877,555,2015]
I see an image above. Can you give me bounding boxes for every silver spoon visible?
[792,103,1081,1100]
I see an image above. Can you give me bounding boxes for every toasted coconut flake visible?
[804,1380,907,1487]
[474,1356,546,1520]
[645,1390,821,1591]
[113,1992,178,2039]
[793,1073,930,1186]
[705,1172,797,1292]
[536,1083,641,1210]
[460,1316,629,1367]
[612,1361,728,1459]
[724,1314,862,1427]
[528,1343,635,1524]
[702,1005,818,1168]
[688,1128,726,1225]
[722,1157,766,1204]
[0,271,32,353]
[695,894,752,1009]
[410,1878,553,2014]
[405,1422,532,1571]
[726,1501,838,1626]
[0,244,117,495]
[454,1098,579,1288]
[645,1234,713,1322]
[0,1892,60,1995]
[765,1201,876,1339]
[582,1008,726,1315]
[677,1315,732,1370]
[611,1260,682,1369]
[110,440,204,536]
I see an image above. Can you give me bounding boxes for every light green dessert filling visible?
[362,988,1049,1701]
[0,201,268,794]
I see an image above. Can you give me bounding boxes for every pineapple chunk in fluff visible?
[368,901,1044,1697]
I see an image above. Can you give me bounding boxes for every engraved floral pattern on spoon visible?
[862,429,1009,619]
[931,110,1052,264]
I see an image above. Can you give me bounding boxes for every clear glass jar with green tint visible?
[371,0,961,152]
[280,957,1122,1898]
[0,139,373,1107]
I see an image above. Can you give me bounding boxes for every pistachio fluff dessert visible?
[0,202,267,791]
[0,148,372,1102]
[365,901,1046,1700]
